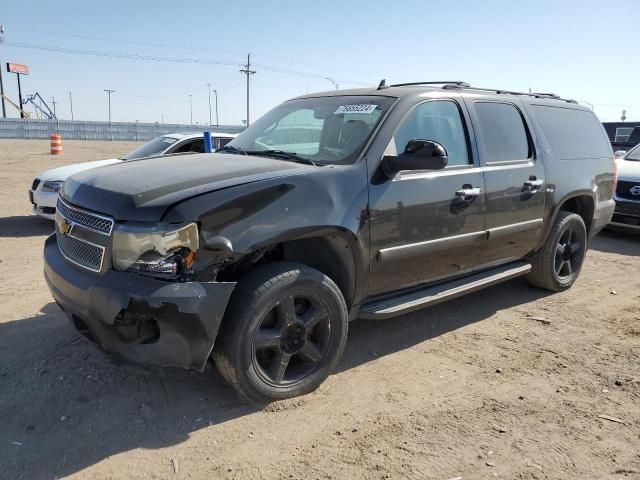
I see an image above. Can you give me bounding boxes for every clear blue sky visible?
[1,0,638,124]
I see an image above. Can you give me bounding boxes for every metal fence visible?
[0,118,244,141]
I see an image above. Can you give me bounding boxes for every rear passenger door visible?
[464,99,546,265]
[367,98,486,296]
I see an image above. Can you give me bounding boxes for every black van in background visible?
[603,121,640,154]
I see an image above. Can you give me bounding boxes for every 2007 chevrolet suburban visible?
[44,81,616,402]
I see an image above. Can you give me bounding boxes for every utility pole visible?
[68,91,74,120]
[161,114,164,124]
[0,25,6,118]
[16,70,24,118]
[325,77,339,91]
[213,88,218,126]
[207,83,212,126]
[207,84,219,126]
[189,94,193,125]
[240,53,256,126]
[51,97,57,118]
[104,89,115,122]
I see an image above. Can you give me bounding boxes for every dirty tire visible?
[213,262,348,403]
[527,212,587,292]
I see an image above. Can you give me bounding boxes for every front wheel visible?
[213,262,348,403]
[527,212,587,291]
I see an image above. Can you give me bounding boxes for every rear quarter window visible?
[531,105,612,160]
[473,102,531,162]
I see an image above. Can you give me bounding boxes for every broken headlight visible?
[112,223,199,277]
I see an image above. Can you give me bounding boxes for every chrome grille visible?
[57,233,105,272]
[55,199,113,273]
[57,198,114,235]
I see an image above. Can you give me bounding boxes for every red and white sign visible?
[6,63,29,75]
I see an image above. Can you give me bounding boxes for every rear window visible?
[531,105,612,160]
[474,102,530,162]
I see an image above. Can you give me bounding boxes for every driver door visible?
[368,99,486,296]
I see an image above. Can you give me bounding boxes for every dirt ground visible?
[0,139,639,480]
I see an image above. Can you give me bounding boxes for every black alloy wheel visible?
[213,262,348,402]
[252,292,332,386]
[554,222,585,281]
[527,211,587,291]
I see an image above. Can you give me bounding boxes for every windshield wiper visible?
[245,150,317,166]
[219,145,248,155]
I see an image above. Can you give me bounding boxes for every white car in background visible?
[29,132,236,219]
[610,143,640,232]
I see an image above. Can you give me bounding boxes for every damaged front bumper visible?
[43,234,236,371]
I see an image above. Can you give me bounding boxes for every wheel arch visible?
[215,227,365,311]
[541,191,595,247]
[554,192,595,234]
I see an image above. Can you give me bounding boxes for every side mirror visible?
[614,150,627,158]
[383,140,448,175]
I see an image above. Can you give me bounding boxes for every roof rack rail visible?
[531,92,559,99]
[390,81,471,88]
[467,87,577,104]
[387,81,577,104]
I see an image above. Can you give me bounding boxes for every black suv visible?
[44,81,616,402]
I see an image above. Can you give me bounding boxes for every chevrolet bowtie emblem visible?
[58,217,73,235]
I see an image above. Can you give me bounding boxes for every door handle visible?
[524,178,544,189]
[455,187,481,198]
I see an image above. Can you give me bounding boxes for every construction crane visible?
[0,92,30,118]
[22,93,56,119]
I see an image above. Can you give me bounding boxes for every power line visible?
[5,41,371,85]
[254,63,365,85]
[10,26,248,56]
[11,26,380,78]
[5,41,240,66]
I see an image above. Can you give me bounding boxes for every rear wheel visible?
[213,262,348,403]
[527,212,587,291]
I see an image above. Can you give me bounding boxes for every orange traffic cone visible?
[50,133,63,155]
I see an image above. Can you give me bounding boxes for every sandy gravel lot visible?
[0,139,639,480]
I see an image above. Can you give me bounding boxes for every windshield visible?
[225,95,395,165]
[625,143,640,161]
[121,136,178,160]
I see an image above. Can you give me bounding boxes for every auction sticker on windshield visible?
[334,104,378,114]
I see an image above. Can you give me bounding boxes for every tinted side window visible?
[531,105,612,160]
[474,102,530,162]
[393,100,470,167]
[172,139,203,153]
[189,139,205,153]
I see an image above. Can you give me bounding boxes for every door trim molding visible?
[378,230,486,263]
[486,218,543,240]
[377,218,544,263]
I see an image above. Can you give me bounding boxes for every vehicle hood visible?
[36,159,122,182]
[616,157,640,181]
[61,153,315,221]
